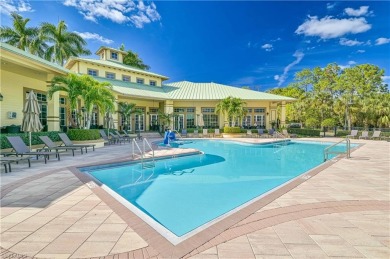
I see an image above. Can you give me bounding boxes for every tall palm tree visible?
[40,20,91,65]
[117,102,140,131]
[216,97,231,126]
[158,112,174,131]
[120,43,150,70]
[0,12,39,51]
[216,96,246,126]
[48,73,84,127]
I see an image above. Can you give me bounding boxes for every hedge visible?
[223,126,241,133]
[67,129,101,141]
[288,128,320,137]
[0,131,61,149]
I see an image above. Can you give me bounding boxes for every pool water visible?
[82,140,347,238]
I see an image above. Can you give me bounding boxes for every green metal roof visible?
[66,57,169,80]
[0,42,69,73]
[163,81,295,101]
[93,76,168,100]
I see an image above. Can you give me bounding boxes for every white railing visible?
[323,138,351,161]
[132,138,155,169]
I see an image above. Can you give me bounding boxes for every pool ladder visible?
[132,138,155,169]
[323,138,351,161]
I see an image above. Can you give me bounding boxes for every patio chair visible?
[370,130,381,140]
[109,132,126,144]
[246,130,255,138]
[268,129,275,137]
[123,130,138,140]
[99,130,114,145]
[6,136,60,164]
[38,136,83,156]
[257,129,266,138]
[214,128,222,138]
[58,133,95,153]
[181,129,188,138]
[202,129,210,138]
[192,130,200,138]
[115,130,131,143]
[1,156,32,173]
[282,129,297,138]
[359,131,369,139]
[346,130,358,139]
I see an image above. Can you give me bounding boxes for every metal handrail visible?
[143,138,155,164]
[173,130,182,139]
[324,138,351,161]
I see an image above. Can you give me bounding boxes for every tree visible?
[215,96,246,126]
[120,44,150,70]
[0,12,39,52]
[40,20,90,65]
[158,112,174,131]
[117,102,140,131]
[48,73,84,127]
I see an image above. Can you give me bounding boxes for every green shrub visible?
[223,126,241,133]
[0,131,61,149]
[335,130,350,137]
[321,118,337,128]
[288,128,320,137]
[67,129,100,141]
[305,118,320,128]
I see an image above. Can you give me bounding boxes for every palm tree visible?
[120,43,150,70]
[216,96,246,126]
[117,102,140,131]
[48,73,84,127]
[216,97,231,126]
[158,112,174,131]
[40,20,90,65]
[0,12,39,51]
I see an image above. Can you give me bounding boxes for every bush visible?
[288,128,320,137]
[321,118,337,128]
[223,126,241,133]
[0,131,61,149]
[305,118,320,128]
[335,130,349,137]
[288,123,302,128]
[67,129,100,141]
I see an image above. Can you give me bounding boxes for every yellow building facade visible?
[1,43,294,133]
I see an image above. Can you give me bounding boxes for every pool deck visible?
[1,137,389,258]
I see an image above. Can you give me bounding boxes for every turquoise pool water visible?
[82,140,347,238]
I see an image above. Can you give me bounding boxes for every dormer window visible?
[87,69,98,76]
[150,80,157,86]
[111,51,118,60]
[136,78,144,84]
[106,72,115,79]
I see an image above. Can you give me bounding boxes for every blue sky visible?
[1,0,389,91]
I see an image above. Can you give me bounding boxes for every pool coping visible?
[69,139,363,258]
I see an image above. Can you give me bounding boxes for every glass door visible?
[135,114,145,131]
[174,114,184,131]
[150,114,158,131]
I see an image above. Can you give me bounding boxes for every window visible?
[174,108,185,113]
[254,115,265,127]
[247,108,252,113]
[202,107,215,113]
[186,113,195,128]
[149,108,159,113]
[187,108,195,113]
[203,114,219,128]
[87,69,98,76]
[59,97,67,128]
[59,97,66,105]
[243,115,251,127]
[136,78,144,84]
[26,91,47,127]
[111,51,118,60]
[122,75,130,82]
[106,72,115,79]
[150,80,157,86]
[254,108,265,113]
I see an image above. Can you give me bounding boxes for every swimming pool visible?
[81,140,347,243]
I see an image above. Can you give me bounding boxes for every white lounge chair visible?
[359,131,369,139]
[246,130,255,138]
[370,130,381,140]
[202,129,210,138]
[346,130,358,139]
[214,128,222,137]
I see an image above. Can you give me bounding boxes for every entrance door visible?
[150,114,158,131]
[135,114,145,131]
[174,114,184,131]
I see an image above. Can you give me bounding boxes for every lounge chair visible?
[181,129,188,138]
[109,132,126,144]
[1,156,32,173]
[123,130,138,140]
[99,130,114,145]
[58,133,95,153]
[202,129,210,138]
[246,130,255,138]
[214,128,222,138]
[370,130,381,140]
[38,136,83,156]
[268,129,275,137]
[359,131,369,139]
[282,129,297,138]
[6,136,60,164]
[346,130,358,139]
[115,130,131,143]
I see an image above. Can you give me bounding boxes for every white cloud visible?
[327,2,336,9]
[261,43,273,51]
[375,37,390,45]
[339,61,357,70]
[274,50,305,87]
[63,0,161,28]
[270,37,281,42]
[382,76,390,82]
[339,38,364,46]
[344,6,371,17]
[0,0,33,15]
[74,31,114,44]
[295,16,371,39]
[357,49,365,53]
[348,60,356,65]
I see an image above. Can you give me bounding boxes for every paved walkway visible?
[1,137,389,258]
